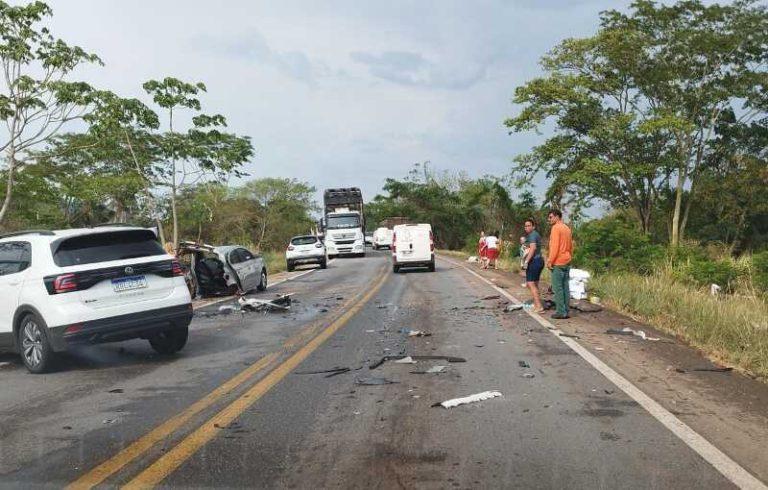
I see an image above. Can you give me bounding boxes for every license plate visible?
[112,275,148,292]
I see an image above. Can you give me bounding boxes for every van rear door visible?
[395,225,431,262]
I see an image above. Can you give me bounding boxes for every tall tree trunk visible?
[123,129,166,244]
[0,150,16,226]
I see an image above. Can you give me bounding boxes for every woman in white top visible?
[483,231,500,270]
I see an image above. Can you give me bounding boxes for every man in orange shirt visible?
[546,209,573,319]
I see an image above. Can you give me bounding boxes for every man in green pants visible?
[546,209,573,319]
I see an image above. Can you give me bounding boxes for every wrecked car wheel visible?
[320,260,327,269]
[257,270,267,291]
[149,327,188,355]
[286,261,294,272]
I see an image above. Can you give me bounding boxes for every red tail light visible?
[53,273,78,293]
[171,260,184,277]
[287,245,295,251]
[64,324,83,335]
[429,231,435,252]
[392,232,396,253]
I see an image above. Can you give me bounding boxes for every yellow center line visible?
[122,268,390,489]
[67,265,386,490]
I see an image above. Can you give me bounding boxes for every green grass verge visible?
[592,272,768,380]
[262,250,287,275]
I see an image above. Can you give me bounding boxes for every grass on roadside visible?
[262,250,287,275]
[592,271,768,380]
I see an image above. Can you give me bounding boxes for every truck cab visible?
[324,211,365,257]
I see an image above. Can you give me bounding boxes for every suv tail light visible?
[171,259,184,277]
[429,231,435,252]
[52,273,78,294]
[392,232,396,253]
[287,245,295,251]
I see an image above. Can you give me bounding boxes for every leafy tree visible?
[506,0,768,245]
[0,1,101,226]
[142,77,254,247]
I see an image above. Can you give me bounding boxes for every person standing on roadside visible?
[522,219,545,312]
[546,209,573,319]
[478,231,487,267]
[484,230,500,270]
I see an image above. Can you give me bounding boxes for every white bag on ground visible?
[568,268,590,300]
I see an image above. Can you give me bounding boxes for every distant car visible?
[286,235,327,272]
[372,227,393,250]
[177,242,267,298]
[364,231,374,246]
[0,227,193,373]
[392,223,435,273]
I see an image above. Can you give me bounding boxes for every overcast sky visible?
[42,0,633,206]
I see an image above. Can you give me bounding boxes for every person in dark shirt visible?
[522,218,545,313]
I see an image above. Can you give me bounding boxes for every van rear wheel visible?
[428,260,435,272]
[149,327,188,355]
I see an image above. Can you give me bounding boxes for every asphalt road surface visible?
[0,250,755,488]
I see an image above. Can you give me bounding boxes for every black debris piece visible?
[108,389,124,394]
[481,295,501,300]
[605,329,635,336]
[369,355,467,370]
[559,333,580,339]
[676,366,733,374]
[355,376,398,386]
[518,361,530,368]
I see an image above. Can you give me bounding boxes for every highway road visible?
[0,250,763,489]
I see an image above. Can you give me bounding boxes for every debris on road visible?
[218,305,237,315]
[394,356,417,364]
[559,333,580,339]
[411,365,448,374]
[518,361,530,368]
[432,391,503,409]
[296,366,355,377]
[355,376,399,386]
[467,256,479,263]
[675,366,733,374]
[239,294,292,312]
[570,300,603,313]
[505,304,524,312]
[108,389,124,394]
[521,373,535,379]
[481,295,501,300]
[369,355,466,369]
[606,327,659,341]
[0,361,13,369]
[400,328,432,337]
[569,268,590,300]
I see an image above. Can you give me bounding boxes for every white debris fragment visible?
[467,256,479,263]
[622,327,660,341]
[393,356,417,364]
[434,391,503,409]
[218,305,236,314]
[425,365,447,373]
[710,283,721,296]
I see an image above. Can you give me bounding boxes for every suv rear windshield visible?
[291,236,318,245]
[53,230,165,267]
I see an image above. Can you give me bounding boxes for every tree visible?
[506,0,768,245]
[235,178,317,250]
[142,77,254,247]
[0,1,101,226]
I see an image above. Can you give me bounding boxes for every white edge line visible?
[439,255,767,490]
[193,259,337,310]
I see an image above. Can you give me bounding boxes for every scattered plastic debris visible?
[481,295,501,300]
[710,283,721,296]
[296,366,355,377]
[518,361,530,368]
[521,373,535,379]
[505,304,524,312]
[432,391,503,408]
[411,365,447,374]
[675,366,733,374]
[108,389,124,394]
[393,356,417,364]
[605,327,659,341]
[218,305,236,314]
[102,418,117,425]
[239,294,292,312]
[467,256,479,263]
[0,362,13,369]
[400,328,432,337]
[355,376,399,386]
[369,355,466,370]
[570,301,603,313]
[559,333,580,339]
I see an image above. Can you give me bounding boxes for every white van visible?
[372,227,394,250]
[392,224,435,273]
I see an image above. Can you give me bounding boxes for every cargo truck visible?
[322,187,365,258]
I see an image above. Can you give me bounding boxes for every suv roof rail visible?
[0,229,55,239]
[92,222,141,228]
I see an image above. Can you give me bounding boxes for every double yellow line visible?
[68,267,389,489]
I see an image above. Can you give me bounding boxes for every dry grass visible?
[592,271,768,380]
[262,250,287,274]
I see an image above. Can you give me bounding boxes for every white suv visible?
[285,235,327,271]
[0,227,193,373]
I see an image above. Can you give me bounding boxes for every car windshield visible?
[291,236,318,245]
[326,215,360,229]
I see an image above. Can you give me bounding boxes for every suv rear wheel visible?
[149,327,188,355]
[19,313,55,374]
[286,261,295,272]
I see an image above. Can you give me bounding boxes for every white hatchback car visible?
[285,235,327,272]
[0,227,193,373]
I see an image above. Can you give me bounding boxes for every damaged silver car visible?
[176,242,267,298]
